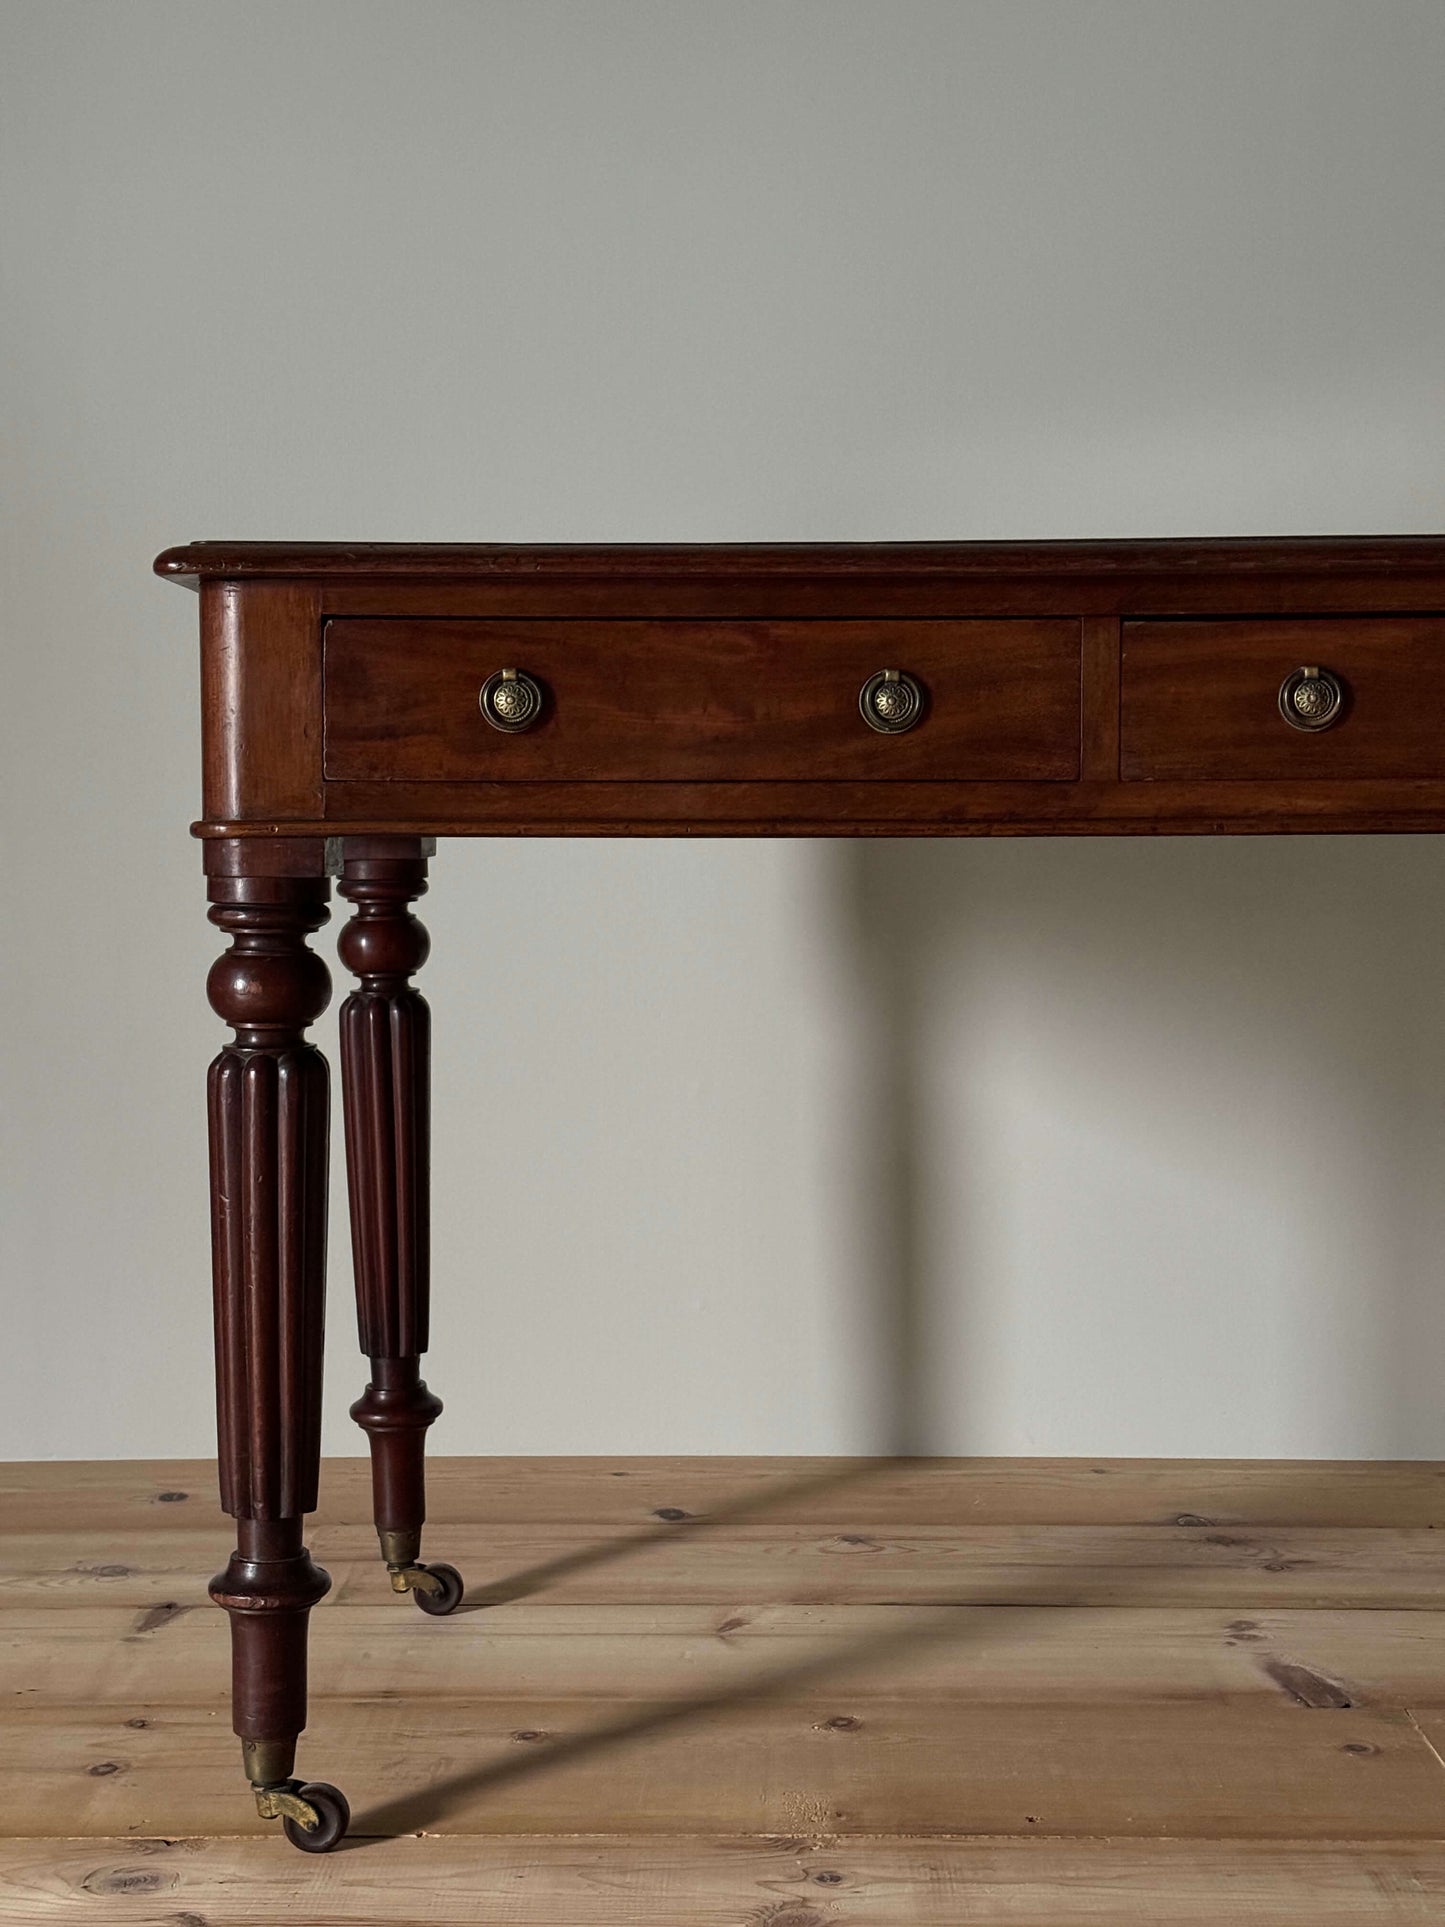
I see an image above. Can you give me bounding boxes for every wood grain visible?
[5,1458,1445,1916]
[200,580,323,822]
[161,538,1445,835]
[1080,616,1120,782]
[1121,615,1445,781]
[10,1835,1445,1925]
[5,1697,1439,1839]
[5,1603,1444,1709]
[153,535,1445,582]
[5,1521,1442,1610]
[5,1455,1442,1530]
[323,618,1082,784]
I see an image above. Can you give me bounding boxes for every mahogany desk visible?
[157,536,1445,1850]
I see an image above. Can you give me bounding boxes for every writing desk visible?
[157,536,1445,1849]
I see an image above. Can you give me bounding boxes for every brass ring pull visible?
[480,667,544,733]
[859,668,925,734]
[1278,664,1343,732]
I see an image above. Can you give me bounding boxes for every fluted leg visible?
[203,839,350,1851]
[338,836,461,1615]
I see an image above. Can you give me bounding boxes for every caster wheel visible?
[282,1781,350,1853]
[413,1561,465,1616]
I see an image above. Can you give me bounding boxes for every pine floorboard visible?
[3,1457,1445,1922]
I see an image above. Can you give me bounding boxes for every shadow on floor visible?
[447,1457,900,1612]
[348,1454,1384,1842]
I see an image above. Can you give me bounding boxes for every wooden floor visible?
[4,1459,1445,1922]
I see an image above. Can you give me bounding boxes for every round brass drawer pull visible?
[1278,664,1344,732]
[480,667,544,733]
[860,668,924,735]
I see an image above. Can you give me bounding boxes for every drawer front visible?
[324,619,1081,783]
[1121,615,1445,781]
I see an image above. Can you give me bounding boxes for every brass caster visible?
[255,1778,350,1853]
[389,1559,465,1616]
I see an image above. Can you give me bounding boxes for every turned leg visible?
[337,836,462,1615]
[204,839,350,1852]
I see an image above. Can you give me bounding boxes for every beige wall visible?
[4,0,1444,1461]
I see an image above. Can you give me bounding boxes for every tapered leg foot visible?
[211,1525,349,1849]
[350,1357,463,1611]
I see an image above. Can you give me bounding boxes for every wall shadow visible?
[835,834,1445,1460]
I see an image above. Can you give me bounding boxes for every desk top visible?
[158,538,1445,842]
[158,536,1445,587]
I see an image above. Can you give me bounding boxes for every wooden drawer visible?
[1121,616,1445,781]
[323,619,1081,783]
